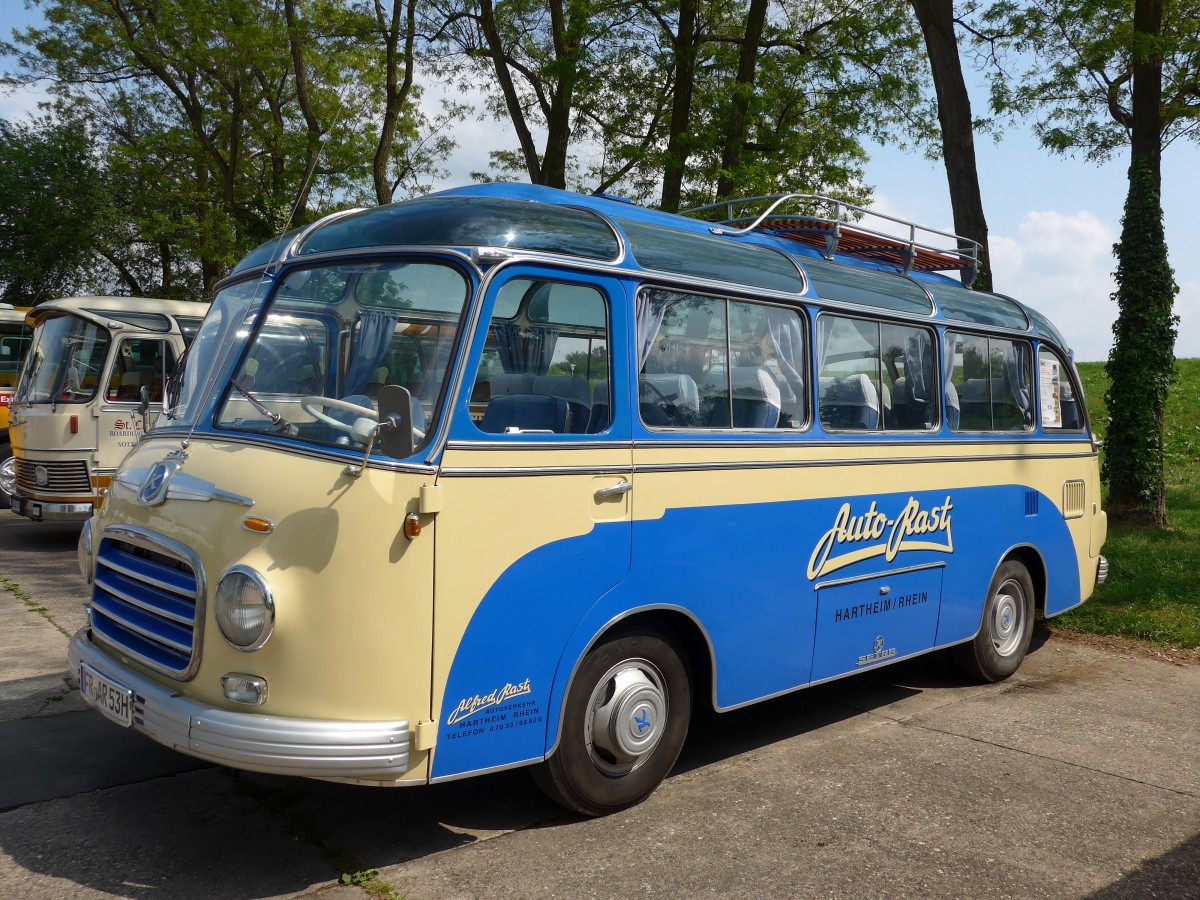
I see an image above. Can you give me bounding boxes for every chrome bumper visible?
[69,628,412,782]
[10,492,92,522]
[1096,555,1109,586]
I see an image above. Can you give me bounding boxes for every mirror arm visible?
[342,415,401,479]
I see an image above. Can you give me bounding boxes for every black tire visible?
[0,443,13,512]
[533,627,691,816]
[953,559,1036,683]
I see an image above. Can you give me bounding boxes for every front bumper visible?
[69,628,413,783]
[10,492,92,522]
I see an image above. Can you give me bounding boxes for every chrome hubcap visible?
[991,579,1026,657]
[586,658,668,775]
[0,456,14,496]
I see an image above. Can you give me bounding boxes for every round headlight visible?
[214,566,275,650]
[77,518,94,585]
[34,465,49,487]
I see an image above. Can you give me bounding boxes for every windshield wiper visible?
[229,378,297,435]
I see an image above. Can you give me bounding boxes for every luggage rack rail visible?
[685,194,979,286]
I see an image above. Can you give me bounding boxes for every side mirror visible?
[376,384,415,460]
[137,385,152,435]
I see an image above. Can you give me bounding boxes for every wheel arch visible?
[544,604,716,760]
[1005,544,1048,615]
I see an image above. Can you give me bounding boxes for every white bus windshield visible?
[17,315,110,405]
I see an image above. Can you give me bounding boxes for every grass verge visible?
[1056,358,1200,654]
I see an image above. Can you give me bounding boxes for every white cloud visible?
[990,210,1118,362]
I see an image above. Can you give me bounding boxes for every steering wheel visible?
[302,395,377,434]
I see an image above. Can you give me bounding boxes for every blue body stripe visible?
[431,483,1081,779]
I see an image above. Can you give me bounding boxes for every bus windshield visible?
[17,315,110,405]
[213,259,470,456]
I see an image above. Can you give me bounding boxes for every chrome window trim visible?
[143,431,441,475]
[815,309,942,435]
[438,448,1098,478]
[814,561,947,592]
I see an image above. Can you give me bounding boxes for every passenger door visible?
[97,337,176,478]
[430,265,633,778]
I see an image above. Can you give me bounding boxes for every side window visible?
[107,338,176,403]
[636,288,806,430]
[472,278,610,436]
[818,315,936,432]
[1038,347,1084,430]
[881,323,937,430]
[946,331,1034,432]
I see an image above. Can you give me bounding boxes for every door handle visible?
[594,479,633,499]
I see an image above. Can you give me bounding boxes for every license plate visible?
[80,662,133,727]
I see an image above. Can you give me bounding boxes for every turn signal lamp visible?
[403,512,422,540]
[69,415,78,434]
[242,516,274,534]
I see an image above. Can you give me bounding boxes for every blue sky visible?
[3,5,1196,363]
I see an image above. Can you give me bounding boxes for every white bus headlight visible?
[214,566,275,650]
[77,518,95,585]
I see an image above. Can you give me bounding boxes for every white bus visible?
[8,297,206,522]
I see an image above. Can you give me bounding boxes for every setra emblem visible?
[137,460,177,507]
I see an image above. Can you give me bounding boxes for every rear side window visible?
[816,314,936,432]
[1038,347,1085,431]
[944,332,1034,432]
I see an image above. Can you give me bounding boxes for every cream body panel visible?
[99,437,436,778]
[430,445,632,733]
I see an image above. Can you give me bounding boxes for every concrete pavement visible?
[0,509,1197,899]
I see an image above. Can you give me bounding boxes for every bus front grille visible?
[91,533,202,679]
[15,458,91,494]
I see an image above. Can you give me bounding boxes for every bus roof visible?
[226,183,1069,352]
[26,296,209,332]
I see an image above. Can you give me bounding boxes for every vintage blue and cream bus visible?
[70,184,1106,815]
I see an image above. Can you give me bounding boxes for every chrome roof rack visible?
[684,194,980,287]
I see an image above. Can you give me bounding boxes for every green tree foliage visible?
[0,115,113,305]
[5,0,456,296]
[982,0,1200,163]
[433,0,934,209]
[1104,157,1178,524]
[982,0,1197,523]
[603,0,933,210]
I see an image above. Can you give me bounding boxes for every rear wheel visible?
[953,559,1035,683]
[533,627,691,816]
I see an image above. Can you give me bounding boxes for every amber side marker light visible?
[70,415,79,434]
[242,517,274,534]
[403,512,422,540]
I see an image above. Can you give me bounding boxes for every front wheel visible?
[533,627,691,816]
[953,559,1036,683]
[0,445,14,511]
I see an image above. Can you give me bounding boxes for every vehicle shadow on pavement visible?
[0,623,1072,898]
[1086,831,1200,899]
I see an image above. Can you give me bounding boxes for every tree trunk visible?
[715,0,767,200]
[660,0,698,212]
[910,0,992,290]
[478,0,545,183]
[1104,0,1175,528]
